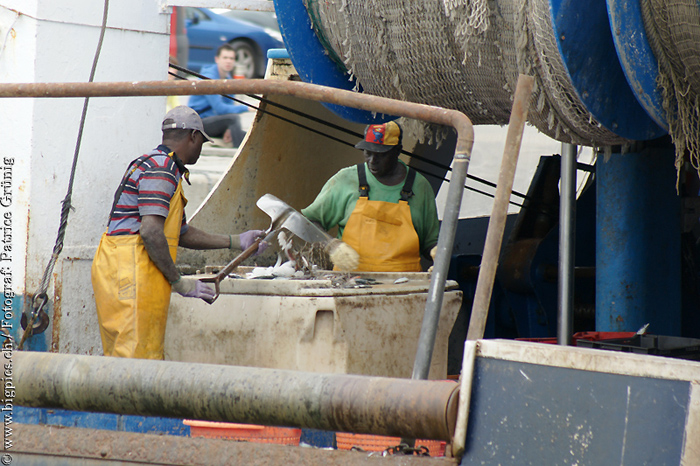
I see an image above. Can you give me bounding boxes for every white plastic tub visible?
[165,269,462,379]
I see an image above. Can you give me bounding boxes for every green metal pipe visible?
[15,351,459,441]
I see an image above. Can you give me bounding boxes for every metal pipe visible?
[452,340,478,457]
[558,144,577,345]
[412,152,470,379]
[2,78,474,386]
[466,75,535,341]
[15,351,460,441]
[0,80,473,142]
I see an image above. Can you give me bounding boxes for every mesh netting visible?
[304,0,630,147]
[641,0,700,178]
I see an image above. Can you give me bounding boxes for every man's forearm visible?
[141,229,180,283]
[179,225,231,250]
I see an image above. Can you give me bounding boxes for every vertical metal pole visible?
[412,154,470,380]
[596,144,681,335]
[558,143,576,345]
[454,74,534,458]
[466,75,535,342]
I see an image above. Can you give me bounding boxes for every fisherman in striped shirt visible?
[91,106,266,359]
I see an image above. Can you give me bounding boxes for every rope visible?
[168,63,528,206]
[18,0,110,350]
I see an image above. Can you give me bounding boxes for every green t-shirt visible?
[302,161,439,256]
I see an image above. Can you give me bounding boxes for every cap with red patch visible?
[354,121,402,153]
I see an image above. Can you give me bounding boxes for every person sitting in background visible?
[188,44,249,148]
[302,121,439,272]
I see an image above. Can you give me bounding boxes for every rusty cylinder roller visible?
[14,351,459,441]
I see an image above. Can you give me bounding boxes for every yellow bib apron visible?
[92,160,186,359]
[341,164,422,272]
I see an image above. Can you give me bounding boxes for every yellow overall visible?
[92,172,186,360]
[341,165,422,272]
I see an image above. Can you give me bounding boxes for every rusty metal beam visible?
[13,423,456,465]
[15,351,459,441]
[466,75,535,342]
[0,79,472,145]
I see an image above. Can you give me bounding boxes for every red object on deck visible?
[184,420,301,445]
[573,331,637,344]
[516,332,638,346]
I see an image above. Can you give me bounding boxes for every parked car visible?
[216,9,281,33]
[180,7,284,79]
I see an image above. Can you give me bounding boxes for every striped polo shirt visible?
[107,145,188,236]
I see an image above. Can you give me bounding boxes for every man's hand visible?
[236,230,268,256]
[427,246,438,273]
[325,239,359,272]
[171,277,215,301]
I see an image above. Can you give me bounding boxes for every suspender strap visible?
[357,163,370,198]
[400,168,417,202]
[169,151,191,185]
[108,154,157,224]
[358,164,417,201]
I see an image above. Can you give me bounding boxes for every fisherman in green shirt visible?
[302,121,439,272]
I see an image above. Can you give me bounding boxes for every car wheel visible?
[230,40,258,79]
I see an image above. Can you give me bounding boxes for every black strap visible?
[169,152,191,185]
[357,163,417,202]
[357,163,369,198]
[400,168,417,202]
[108,154,157,224]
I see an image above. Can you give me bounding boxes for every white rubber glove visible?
[171,277,215,301]
[325,239,359,272]
[428,246,438,273]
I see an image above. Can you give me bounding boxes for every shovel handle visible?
[219,237,264,278]
[200,237,264,304]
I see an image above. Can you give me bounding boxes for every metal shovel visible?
[256,194,333,244]
[199,198,295,303]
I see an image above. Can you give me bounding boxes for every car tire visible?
[230,40,258,79]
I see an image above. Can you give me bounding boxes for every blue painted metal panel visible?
[45,409,120,431]
[15,407,190,437]
[607,0,668,131]
[461,358,688,464]
[15,406,44,425]
[550,0,666,140]
[273,0,394,124]
[122,415,190,436]
[596,144,681,335]
[7,295,47,352]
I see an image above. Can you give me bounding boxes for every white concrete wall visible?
[0,0,171,351]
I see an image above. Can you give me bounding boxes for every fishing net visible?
[304,0,630,148]
[641,0,700,178]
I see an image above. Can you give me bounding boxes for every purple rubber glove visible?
[171,277,215,301]
[237,229,269,256]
